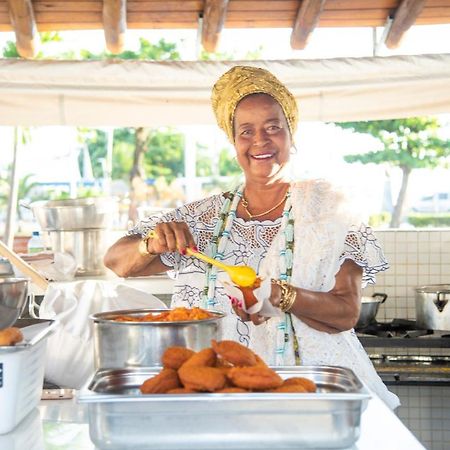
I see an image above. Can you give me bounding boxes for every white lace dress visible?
[131,179,400,409]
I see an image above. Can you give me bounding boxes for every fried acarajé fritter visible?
[140,368,181,394]
[139,339,317,395]
[181,347,217,368]
[211,340,257,367]
[0,327,23,346]
[237,277,262,310]
[115,307,215,323]
[227,366,283,390]
[282,376,317,393]
[178,366,226,392]
[162,346,196,370]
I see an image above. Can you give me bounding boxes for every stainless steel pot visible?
[29,197,118,276]
[0,277,29,329]
[356,293,387,329]
[92,309,225,370]
[415,284,450,331]
[30,197,118,231]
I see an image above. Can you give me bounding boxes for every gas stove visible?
[356,319,450,348]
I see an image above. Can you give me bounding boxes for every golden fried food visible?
[178,366,226,392]
[162,347,196,370]
[211,340,257,367]
[166,387,197,394]
[270,384,307,393]
[0,327,23,346]
[181,347,217,368]
[115,307,215,322]
[140,368,181,394]
[282,377,317,393]
[227,366,283,390]
[215,387,248,393]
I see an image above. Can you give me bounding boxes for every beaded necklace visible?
[201,183,297,363]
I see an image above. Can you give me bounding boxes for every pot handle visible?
[372,292,388,303]
[434,293,448,313]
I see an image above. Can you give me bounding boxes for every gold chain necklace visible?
[241,191,288,219]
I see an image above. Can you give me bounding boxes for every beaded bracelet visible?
[271,279,297,312]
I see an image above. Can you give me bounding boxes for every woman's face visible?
[233,93,292,184]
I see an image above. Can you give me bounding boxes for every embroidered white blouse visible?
[130,179,400,409]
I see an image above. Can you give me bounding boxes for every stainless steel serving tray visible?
[77,365,371,449]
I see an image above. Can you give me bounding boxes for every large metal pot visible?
[30,197,117,231]
[415,284,450,331]
[356,293,387,329]
[0,277,29,329]
[92,309,225,370]
[30,197,118,276]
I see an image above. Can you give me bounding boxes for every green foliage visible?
[407,213,450,228]
[1,41,19,57]
[143,129,184,181]
[219,148,241,176]
[80,38,181,61]
[196,143,213,177]
[336,118,450,170]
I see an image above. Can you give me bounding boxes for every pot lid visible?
[415,284,450,293]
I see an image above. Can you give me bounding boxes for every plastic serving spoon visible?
[185,248,257,288]
[146,230,257,287]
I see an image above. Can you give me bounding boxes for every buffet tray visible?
[77,365,370,449]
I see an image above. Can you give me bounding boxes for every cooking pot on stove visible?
[415,284,450,331]
[355,293,388,329]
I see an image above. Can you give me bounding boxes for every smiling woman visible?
[104,64,399,409]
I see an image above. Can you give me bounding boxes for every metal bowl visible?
[355,293,387,329]
[0,277,29,329]
[91,308,225,370]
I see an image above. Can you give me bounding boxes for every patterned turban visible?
[211,65,298,143]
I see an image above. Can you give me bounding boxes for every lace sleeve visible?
[340,224,389,287]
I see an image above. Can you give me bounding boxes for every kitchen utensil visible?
[0,277,29,329]
[147,231,257,287]
[186,247,257,287]
[0,240,49,291]
[78,365,370,450]
[91,308,225,370]
[415,284,450,331]
[356,293,388,329]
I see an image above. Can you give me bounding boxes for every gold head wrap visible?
[211,65,298,143]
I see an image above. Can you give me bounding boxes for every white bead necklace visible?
[201,183,296,363]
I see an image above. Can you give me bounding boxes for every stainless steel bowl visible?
[92,309,225,370]
[30,197,118,231]
[356,293,387,329]
[0,277,29,329]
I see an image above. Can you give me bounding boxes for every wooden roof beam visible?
[103,0,127,54]
[6,0,39,58]
[290,0,327,50]
[384,0,426,49]
[201,0,229,52]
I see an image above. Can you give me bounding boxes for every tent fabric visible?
[0,54,449,126]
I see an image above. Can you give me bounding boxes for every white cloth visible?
[37,280,167,388]
[131,179,399,409]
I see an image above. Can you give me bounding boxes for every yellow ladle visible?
[147,230,257,287]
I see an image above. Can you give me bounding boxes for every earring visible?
[290,144,298,155]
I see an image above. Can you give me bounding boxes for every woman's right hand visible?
[148,221,197,255]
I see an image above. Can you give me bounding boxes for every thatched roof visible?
[1,1,449,57]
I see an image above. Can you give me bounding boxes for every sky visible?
[1,24,449,218]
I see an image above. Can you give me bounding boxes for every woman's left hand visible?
[231,302,269,326]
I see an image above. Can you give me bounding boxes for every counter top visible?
[1,392,425,450]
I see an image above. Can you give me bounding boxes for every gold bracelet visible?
[271,279,297,312]
[138,231,157,258]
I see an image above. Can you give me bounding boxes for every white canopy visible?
[0,53,449,126]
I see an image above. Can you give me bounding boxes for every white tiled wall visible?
[362,229,450,450]
[363,229,450,321]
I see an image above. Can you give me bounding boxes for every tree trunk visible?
[390,166,411,228]
[128,127,150,223]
